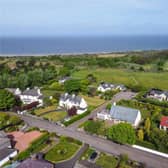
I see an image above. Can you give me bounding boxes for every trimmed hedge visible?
[15,132,50,161]
[135,140,157,150]
[63,106,94,126]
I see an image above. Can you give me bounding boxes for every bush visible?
[107,123,136,145]
[135,140,156,150]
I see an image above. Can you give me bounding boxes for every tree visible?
[67,106,77,116]
[86,74,97,84]
[64,79,81,93]
[144,118,151,136]
[84,120,103,135]
[137,129,144,141]
[107,123,136,145]
[0,89,17,110]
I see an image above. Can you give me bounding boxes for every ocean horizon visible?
[0,35,168,56]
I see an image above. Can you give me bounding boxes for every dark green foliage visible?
[101,90,119,100]
[107,123,136,145]
[64,79,81,93]
[0,112,22,130]
[0,90,18,110]
[148,128,168,153]
[84,120,103,135]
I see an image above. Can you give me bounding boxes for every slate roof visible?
[0,131,11,150]
[100,82,114,89]
[60,93,82,104]
[22,88,41,97]
[148,89,164,95]
[160,116,168,127]
[110,105,139,124]
[0,147,16,161]
[16,158,53,168]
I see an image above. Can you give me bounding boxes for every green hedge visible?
[63,106,94,126]
[15,132,50,161]
[135,140,157,150]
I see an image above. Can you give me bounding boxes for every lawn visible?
[43,111,67,122]
[81,95,105,107]
[34,106,56,116]
[45,138,80,163]
[96,153,119,168]
[72,68,168,90]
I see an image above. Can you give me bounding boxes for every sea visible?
[0,35,168,56]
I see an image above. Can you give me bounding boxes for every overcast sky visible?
[0,0,168,37]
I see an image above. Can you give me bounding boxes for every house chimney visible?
[113,102,116,106]
[37,89,41,95]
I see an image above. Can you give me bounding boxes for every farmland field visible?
[72,68,168,90]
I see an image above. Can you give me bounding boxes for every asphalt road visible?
[19,114,168,168]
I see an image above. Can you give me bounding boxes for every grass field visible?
[96,153,119,168]
[72,68,168,90]
[43,111,67,122]
[45,139,80,163]
[34,106,56,116]
[80,95,105,107]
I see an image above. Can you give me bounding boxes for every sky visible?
[0,0,168,37]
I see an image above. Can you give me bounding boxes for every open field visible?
[34,106,56,116]
[43,111,67,122]
[72,68,168,90]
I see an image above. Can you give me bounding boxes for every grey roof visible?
[16,158,53,168]
[148,89,164,95]
[0,131,11,150]
[0,147,16,161]
[6,88,17,93]
[100,82,114,89]
[22,88,41,97]
[110,105,139,124]
[60,93,82,104]
[0,130,6,138]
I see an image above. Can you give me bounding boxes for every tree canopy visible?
[0,89,18,110]
[107,123,136,145]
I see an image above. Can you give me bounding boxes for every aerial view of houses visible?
[97,103,141,127]
[0,52,168,168]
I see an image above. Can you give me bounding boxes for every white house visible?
[59,93,88,114]
[20,88,43,106]
[146,89,168,101]
[97,103,141,127]
[97,82,126,92]
[7,87,43,106]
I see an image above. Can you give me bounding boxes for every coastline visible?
[0,49,168,57]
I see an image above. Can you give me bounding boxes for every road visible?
[69,91,137,130]
[19,114,168,168]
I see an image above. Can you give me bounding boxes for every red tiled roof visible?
[160,116,168,127]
